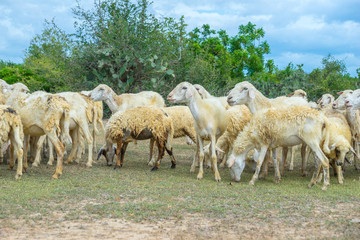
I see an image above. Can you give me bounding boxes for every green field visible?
[1,134,360,239]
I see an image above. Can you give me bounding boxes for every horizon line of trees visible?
[1,0,359,106]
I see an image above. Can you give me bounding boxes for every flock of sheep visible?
[1,79,360,191]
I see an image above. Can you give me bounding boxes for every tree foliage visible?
[0,0,358,105]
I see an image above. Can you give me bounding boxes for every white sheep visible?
[193,84,230,109]
[333,90,360,170]
[313,109,353,185]
[227,105,331,190]
[167,82,228,181]
[88,84,165,113]
[104,106,176,170]
[0,79,29,93]
[317,93,335,109]
[1,90,71,179]
[226,81,309,178]
[203,105,251,168]
[0,105,24,179]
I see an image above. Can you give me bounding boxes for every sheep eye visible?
[182,86,187,90]
[243,87,248,91]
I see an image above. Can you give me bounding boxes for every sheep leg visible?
[8,144,14,170]
[21,135,30,172]
[210,136,221,182]
[9,127,23,180]
[197,137,205,180]
[300,144,309,176]
[114,140,123,169]
[280,147,288,176]
[32,135,46,167]
[120,142,128,166]
[147,139,156,166]
[165,146,176,169]
[0,143,3,164]
[92,125,97,154]
[190,135,200,173]
[353,139,360,170]
[47,132,65,179]
[335,164,344,184]
[152,142,165,171]
[288,146,295,171]
[80,122,94,168]
[308,158,323,188]
[47,139,55,166]
[273,147,283,183]
[249,146,268,185]
[259,150,271,180]
[65,128,79,165]
[307,143,330,190]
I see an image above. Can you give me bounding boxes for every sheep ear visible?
[227,156,235,168]
[287,92,294,97]
[337,91,343,95]
[215,146,225,153]
[301,92,306,97]
[248,88,255,99]
[350,146,357,157]
[329,143,336,151]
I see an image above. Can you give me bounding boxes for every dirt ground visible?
[1,208,359,240]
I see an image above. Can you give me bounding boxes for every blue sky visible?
[1,0,359,76]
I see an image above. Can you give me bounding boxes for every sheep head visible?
[193,84,210,99]
[89,84,113,101]
[317,94,335,108]
[333,90,353,110]
[345,89,360,110]
[288,89,307,100]
[227,81,256,106]
[167,81,196,104]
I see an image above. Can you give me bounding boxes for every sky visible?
[0,0,359,76]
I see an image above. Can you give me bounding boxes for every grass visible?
[1,133,360,238]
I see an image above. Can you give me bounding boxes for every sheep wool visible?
[163,106,196,142]
[105,106,174,149]
[233,105,327,155]
[0,105,24,143]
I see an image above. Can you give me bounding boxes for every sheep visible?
[203,105,251,168]
[287,89,318,109]
[104,106,176,170]
[226,81,309,178]
[81,90,105,153]
[313,109,353,185]
[88,84,165,113]
[226,105,331,190]
[1,90,71,179]
[97,105,196,166]
[333,90,360,170]
[317,93,335,109]
[193,84,230,109]
[147,106,197,166]
[167,82,228,181]
[0,79,29,93]
[0,105,24,179]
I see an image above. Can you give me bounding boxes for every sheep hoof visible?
[151,166,158,171]
[147,161,155,167]
[32,163,39,168]
[289,166,294,171]
[8,165,14,170]
[52,173,60,179]
[197,174,203,180]
[321,185,328,191]
[274,177,281,183]
[301,171,308,177]
[15,174,22,180]
[190,165,196,173]
[355,166,360,170]
[171,163,176,169]
[86,163,92,168]
[249,180,255,186]
[219,163,225,168]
